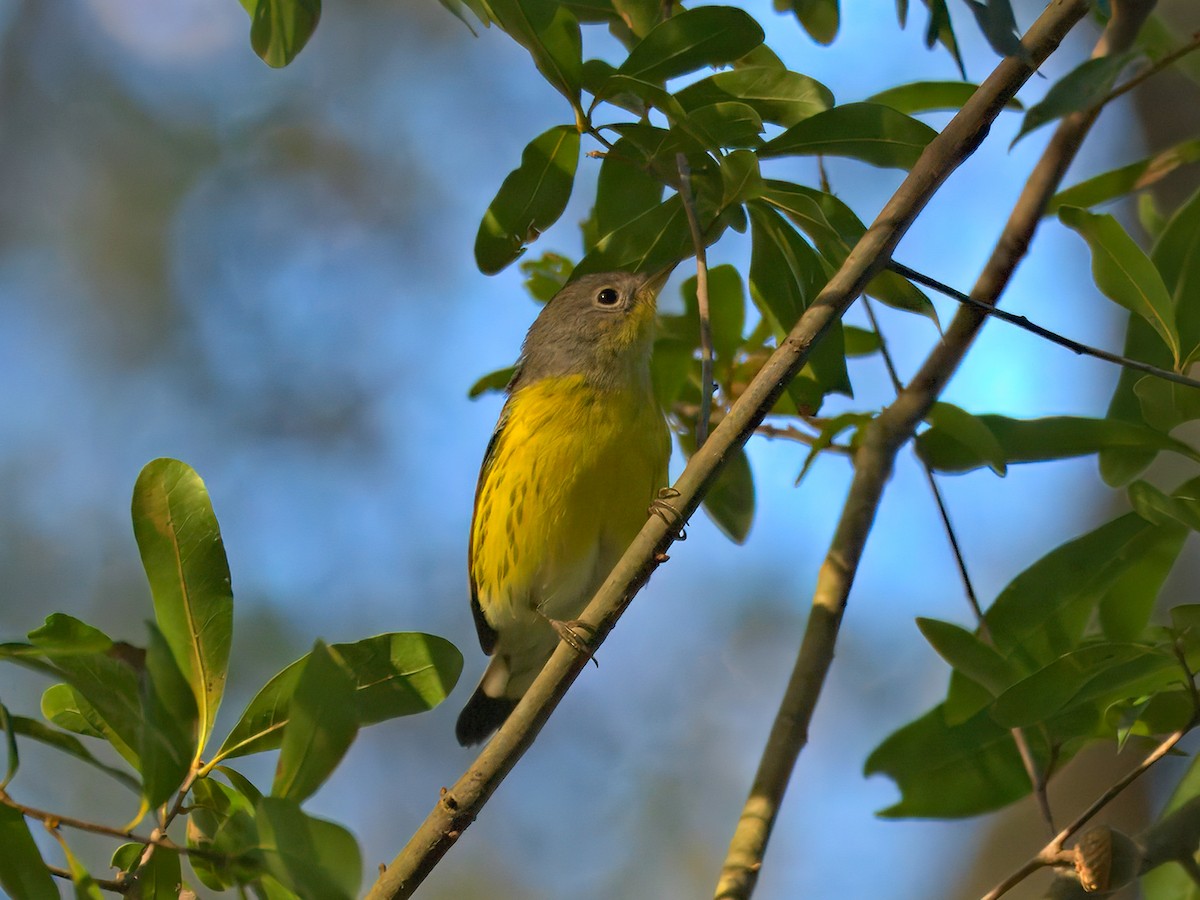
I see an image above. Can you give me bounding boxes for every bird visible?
[456,269,672,746]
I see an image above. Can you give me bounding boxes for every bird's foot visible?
[648,487,687,540]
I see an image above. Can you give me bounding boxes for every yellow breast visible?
[470,374,669,627]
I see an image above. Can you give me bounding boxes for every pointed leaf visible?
[132,459,233,755]
[759,102,936,169]
[923,402,1007,476]
[216,633,459,763]
[584,137,664,251]
[188,776,262,890]
[616,6,764,83]
[249,0,321,68]
[487,0,582,104]
[1097,521,1189,641]
[475,126,581,275]
[574,195,697,277]
[674,66,832,127]
[868,80,1020,114]
[678,101,763,149]
[1059,207,1179,366]
[918,414,1200,473]
[776,0,839,45]
[0,804,57,900]
[141,623,200,808]
[1045,139,1200,216]
[255,798,361,900]
[7,712,137,791]
[110,842,181,900]
[916,617,1015,695]
[1014,53,1134,145]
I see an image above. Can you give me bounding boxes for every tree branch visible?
[365,4,1090,899]
[714,2,1118,896]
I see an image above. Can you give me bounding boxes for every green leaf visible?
[1143,760,1200,898]
[39,656,143,770]
[0,704,15,789]
[1097,521,1189,641]
[1045,139,1200,216]
[26,613,112,656]
[962,0,1023,60]
[650,339,693,409]
[680,431,754,543]
[520,251,574,302]
[110,841,181,899]
[593,74,686,119]
[923,402,1007,476]
[0,804,57,900]
[916,617,1014,695]
[584,138,664,252]
[140,623,199,808]
[255,798,361,900]
[983,513,1155,664]
[617,6,764,83]
[681,264,746,364]
[475,126,581,275]
[1128,480,1200,532]
[843,325,881,356]
[58,836,104,900]
[1155,184,1200,365]
[718,149,764,208]
[677,101,764,149]
[775,0,839,45]
[1059,207,1179,367]
[215,633,460,763]
[248,0,321,68]
[917,414,1200,473]
[868,80,1021,114]
[487,0,582,105]
[1135,376,1200,432]
[990,642,1173,728]
[911,0,965,78]
[132,459,233,757]
[1014,53,1134,145]
[188,776,262,890]
[574,195,697,277]
[796,412,870,483]
[271,642,358,802]
[468,366,515,399]
[674,66,833,128]
[760,102,936,169]
[760,181,937,323]
[865,704,1033,817]
[747,202,850,412]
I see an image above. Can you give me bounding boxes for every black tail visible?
[455,687,517,746]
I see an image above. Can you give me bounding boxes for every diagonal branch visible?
[365,4,1090,899]
[714,2,1136,896]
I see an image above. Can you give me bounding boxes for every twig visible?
[0,790,167,847]
[366,6,1090,899]
[862,295,1057,834]
[677,153,715,445]
[45,861,128,893]
[714,3,1105,897]
[1102,28,1200,108]
[890,261,1200,391]
[981,728,1190,900]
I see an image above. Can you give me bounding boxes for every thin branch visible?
[1102,28,1200,109]
[677,152,715,446]
[981,728,1191,900]
[0,790,165,847]
[862,296,1056,834]
[365,6,1090,899]
[715,3,1105,896]
[890,261,1200,391]
[46,862,127,893]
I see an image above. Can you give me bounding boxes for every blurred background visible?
[1,0,1199,897]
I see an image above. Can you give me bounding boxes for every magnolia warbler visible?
[456,270,672,746]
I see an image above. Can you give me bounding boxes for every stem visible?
[677,152,715,446]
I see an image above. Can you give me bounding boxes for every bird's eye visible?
[596,287,620,307]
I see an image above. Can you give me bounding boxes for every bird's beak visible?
[639,260,678,298]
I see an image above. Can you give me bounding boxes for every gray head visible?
[512,270,669,391]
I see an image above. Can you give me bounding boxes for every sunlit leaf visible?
[868,80,1021,114]
[678,101,764,149]
[918,414,1200,474]
[718,150,764,208]
[674,66,832,127]
[215,633,461,763]
[1045,139,1200,216]
[476,126,581,275]
[760,102,936,169]
[248,0,321,68]
[617,6,764,83]
[132,459,233,757]
[843,325,880,356]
